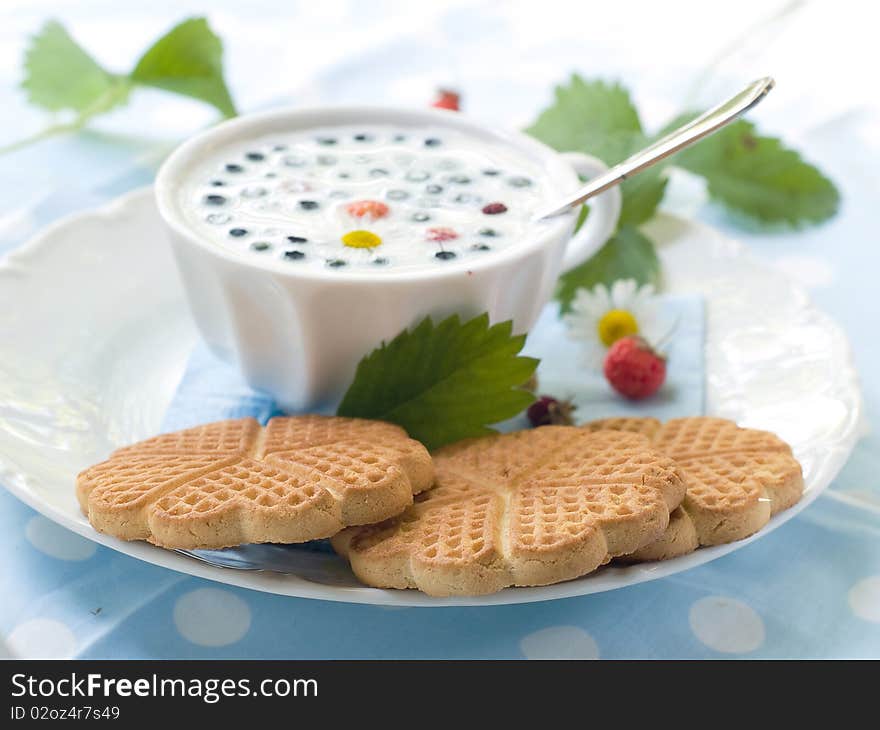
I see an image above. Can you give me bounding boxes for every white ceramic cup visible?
[155,106,621,410]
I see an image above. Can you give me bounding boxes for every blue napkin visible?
[162,295,705,433]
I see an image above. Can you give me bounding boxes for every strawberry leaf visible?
[337,314,538,450]
[21,20,129,114]
[672,117,839,226]
[131,17,237,118]
[526,75,668,227]
[556,225,660,313]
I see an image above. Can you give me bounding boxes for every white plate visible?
[0,188,863,606]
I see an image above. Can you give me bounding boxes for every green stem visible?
[0,80,130,155]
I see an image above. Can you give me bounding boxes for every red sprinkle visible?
[431,88,461,111]
[482,202,508,215]
[345,200,390,220]
[425,226,459,242]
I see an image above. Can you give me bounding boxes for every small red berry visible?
[431,88,460,111]
[482,202,507,215]
[425,226,458,242]
[603,336,666,400]
[345,200,390,220]
[527,395,577,427]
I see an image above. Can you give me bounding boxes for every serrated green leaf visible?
[619,167,668,226]
[337,314,538,450]
[673,118,839,226]
[131,17,236,118]
[526,75,667,226]
[21,20,129,114]
[526,76,643,162]
[556,225,660,313]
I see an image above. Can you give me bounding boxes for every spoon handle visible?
[534,76,775,220]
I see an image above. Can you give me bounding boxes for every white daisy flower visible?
[563,279,665,366]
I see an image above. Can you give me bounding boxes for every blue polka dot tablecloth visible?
[1,1,880,659]
[2,247,878,661]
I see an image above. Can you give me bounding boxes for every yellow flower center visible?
[597,309,639,346]
[342,230,382,249]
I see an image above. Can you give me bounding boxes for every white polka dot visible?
[25,515,97,561]
[6,619,77,658]
[849,576,880,622]
[520,626,599,659]
[689,596,765,654]
[174,588,251,647]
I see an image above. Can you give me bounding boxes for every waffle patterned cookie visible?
[77,415,433,549]
[332,427,686,596]
[582,417,803,560]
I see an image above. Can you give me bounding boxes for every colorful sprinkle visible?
[345,200,390,220]
[426,227,459,243]
[482,202,508,215]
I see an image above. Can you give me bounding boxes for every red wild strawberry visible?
[431,88,460,111]
[345,200,390,220]
[527,395,577,427]
[425,226,458,243]
[603,336,666,400]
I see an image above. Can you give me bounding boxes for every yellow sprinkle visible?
[342,230,382,249]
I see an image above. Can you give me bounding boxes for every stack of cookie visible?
[77,415,803,597]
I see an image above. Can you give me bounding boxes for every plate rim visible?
[0,186,864,607]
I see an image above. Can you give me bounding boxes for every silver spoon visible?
[533,76,775,220]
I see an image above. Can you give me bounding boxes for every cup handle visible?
[558,152,622,272]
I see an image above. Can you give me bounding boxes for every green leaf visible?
[556,225,660,313]
[21,20,129,114]
[619,166,668,226]
[131,17,237,118]
[526,76,644,164]
[673,118,839,226]
[526,76,668,226]
[337,314,538,451]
